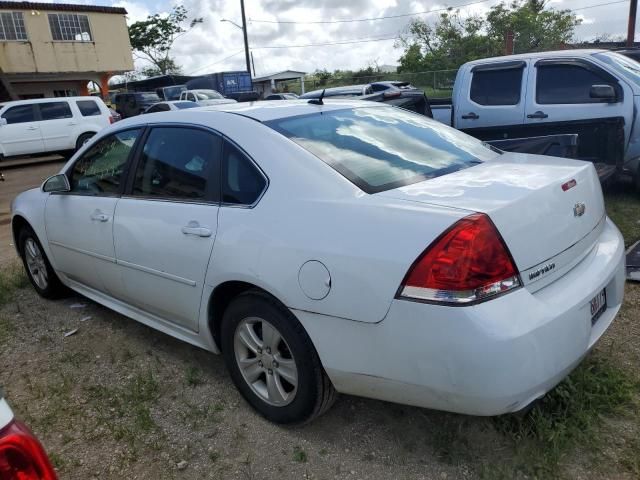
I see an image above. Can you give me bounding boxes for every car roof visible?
[0,96,102,107]
[123,99,382,123]
[463,48,608,66]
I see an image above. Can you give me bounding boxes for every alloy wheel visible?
[24,238,48,290]
[234,316,298,406]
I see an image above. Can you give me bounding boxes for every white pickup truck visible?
[431,49,640,184]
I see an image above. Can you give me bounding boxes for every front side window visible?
[48,13,92,41]
[536,63,617,104]
[132,127,221,201]
[0,12,27,40]
[222,141,266,205]
[76,100,101,116]
[2,105,35,124]
[267,106,498,194]
[38,102,72,120]
[69,129,141,195]
[470,67,523,105]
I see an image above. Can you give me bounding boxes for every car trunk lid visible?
[378,153,604,274]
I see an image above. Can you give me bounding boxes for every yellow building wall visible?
[0,10,133,74]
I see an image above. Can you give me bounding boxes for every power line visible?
[249,0,494,24]
[187,50,245,74]
[253,34,400,49]
[570,0,628,11]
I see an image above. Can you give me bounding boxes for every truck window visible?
[536,64,616,104]
[470,67,523,106]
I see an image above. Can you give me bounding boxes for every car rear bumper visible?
[295,217,625,415]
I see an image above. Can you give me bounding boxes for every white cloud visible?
[108,0,633,77]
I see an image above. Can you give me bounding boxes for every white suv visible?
[0,97,112,159]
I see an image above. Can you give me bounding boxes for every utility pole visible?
[628,0,638,47]
[239,0,251,79]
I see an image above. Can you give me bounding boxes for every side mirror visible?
[590,84,616,102]
[42,174,70,193]
[0,118,7,126]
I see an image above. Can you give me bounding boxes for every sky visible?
[11,0,637,76]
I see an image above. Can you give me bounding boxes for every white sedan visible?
[11,100,625,424]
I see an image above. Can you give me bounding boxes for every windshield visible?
[267,106,498,193]
[139,93,160,102]
[194,90,224,100]
[595,51,640,88]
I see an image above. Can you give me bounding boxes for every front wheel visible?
[18,227,67,299]
[221,290,336,424]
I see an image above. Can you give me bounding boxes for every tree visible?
[397,1,580,73]
[128,5,202,76]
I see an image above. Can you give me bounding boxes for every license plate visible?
[590,289,607,325]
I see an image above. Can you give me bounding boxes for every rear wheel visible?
[221,290,336,424]
[18,227,67,299]
[75,133,95,151]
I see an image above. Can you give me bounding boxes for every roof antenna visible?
[308,89,325,105]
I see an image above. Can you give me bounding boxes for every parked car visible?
[613,47,640,63]
[265,93,299,100]
[114,92,161,118]
[300,83,432,116]
[157,85,187,101]
[12,101,624,425]
[430,49,640,184]
[0,392,57,479]
[143,101,200,114]
[0,97,112,159]
[179,89,237,106]
[108,108,122,123]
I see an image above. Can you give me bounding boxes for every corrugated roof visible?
[0,1,127,14]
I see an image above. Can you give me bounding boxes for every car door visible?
[455,60,528,133]
[44,128,143,293]
[0,104,44,156]
[112,126,221,331]
[37,101,76,151]
[523,58,633,162]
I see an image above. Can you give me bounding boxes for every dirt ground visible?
[0,160,65,264]
[0,166,639,479]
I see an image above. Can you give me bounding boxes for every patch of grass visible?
[292,446,308,463]
[0,314,14,347]
[494,354,637,477]
[604,187,640,247]
[185,366,204,387]
[59,350,91,368]
[620,435,640,476]
[48,452,67,470]
[0,261,28,307]
[209,451,220,463]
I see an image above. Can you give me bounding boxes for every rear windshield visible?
[267,106,498,193]
[137,93,161,102]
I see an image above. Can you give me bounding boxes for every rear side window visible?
[222,141,266,205]
[69,129,141,195]
[76,100,101,116]
[536,64,617,104]
[470,67,523,105]
[1,105,35,124]
[267,107,498,194]
[133,127,221,201]
[39,102,72,120]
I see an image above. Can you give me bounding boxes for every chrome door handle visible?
[461,112,479,120]
[182,221,212,238]
[527,111,548,119]
[90,210,109,222]
[26,126,39,130]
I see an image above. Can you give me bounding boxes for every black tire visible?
[221,290,336,424]
[18,227,68,299]
[75,133,95,151]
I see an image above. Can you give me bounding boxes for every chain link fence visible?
[277,69,457,98]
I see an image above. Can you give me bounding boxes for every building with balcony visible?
[0,1,134,101]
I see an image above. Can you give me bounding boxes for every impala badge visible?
[573,202,586,217]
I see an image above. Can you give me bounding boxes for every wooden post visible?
[628,0,638,47]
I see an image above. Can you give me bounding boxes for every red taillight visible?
[0,420,57,480]
[398,213,521,304]
[108,116,115,124]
